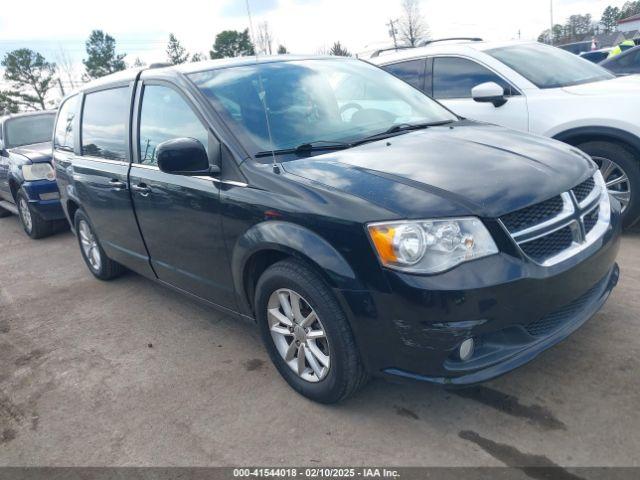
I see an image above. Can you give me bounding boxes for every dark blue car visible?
[0,111,66,238]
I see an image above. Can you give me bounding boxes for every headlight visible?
[367,217,498,274]
[22,163,55,181]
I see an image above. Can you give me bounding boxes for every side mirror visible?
[471,82,507,107]
[156,137,219,176]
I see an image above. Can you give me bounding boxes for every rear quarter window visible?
[81,87,130,160]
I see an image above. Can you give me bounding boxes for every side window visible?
[81,87,129,160]
[54,95,78,152]
[383,59,426,91]
[433,57,515,100]
[138,85,209,166]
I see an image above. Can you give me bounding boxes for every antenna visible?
[245,0,280,174]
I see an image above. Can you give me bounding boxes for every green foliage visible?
[277,44,288,55]
[166,33,190,65]
[0,91,20,115]
[620,1,640,18]
[191,53,206,63]
[601,6,621,32]
[1,49,56,110]
[329,41,351,57]
[83,30,126,79]
[209,29,255,59]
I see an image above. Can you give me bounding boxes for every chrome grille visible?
[500,174,609,266]
[501,195,564,232]
[572,177,595,203]
[519,225,574,263]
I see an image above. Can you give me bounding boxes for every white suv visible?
[369,39,640,227]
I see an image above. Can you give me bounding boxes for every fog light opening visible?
[458,338,475,362]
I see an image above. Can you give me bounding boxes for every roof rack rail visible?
[370,37,483,57]
[370,46,414,58]
[418,37,483,47]
[148,62,172,69]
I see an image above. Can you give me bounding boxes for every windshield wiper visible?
[255,140,352,158]
[352,120,456,146]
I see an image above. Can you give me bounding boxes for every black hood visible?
[282,123,595,219]
[9,142,53,164]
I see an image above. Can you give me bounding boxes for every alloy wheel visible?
[18,197,33,233]
[79,220,102,272]
[594,156,631,212]
[267,288,330,382]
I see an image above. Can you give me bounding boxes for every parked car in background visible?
[372,39,640,228]
[579,48,612,64]
[558,41,592,55]
[600,45,640,76]
[0,111,66,238]
[55,57,620,403]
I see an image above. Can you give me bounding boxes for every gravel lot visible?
[0,214,639,468]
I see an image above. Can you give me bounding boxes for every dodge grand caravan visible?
[54,57,621,403]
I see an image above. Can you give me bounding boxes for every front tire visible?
[577,141,640,228]
[255,259,368,403]
[74,210,125,281]
[16,189,54,239]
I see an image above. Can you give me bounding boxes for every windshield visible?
[5,114,56,148]
[188,58,457,158]
[487,43,614,89]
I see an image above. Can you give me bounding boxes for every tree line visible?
[538,1,640,45]
[1,0,430,115]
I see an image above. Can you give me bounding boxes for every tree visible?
[0,91,20,115]
[398,0,430,47]
[209,29,255,59]
[329,41,351,57]
[566,14,594,40]
[1,49,56,110]
[166,33,190,65]
[620,1,640,19]
[601,6,621,33]
[277,44,288,55]
[83,30,126,79]
[256,22,274,55]
[55,47,78,90]
[191,52,206,62]
[131,57,146,68]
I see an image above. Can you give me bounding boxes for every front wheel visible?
[255,259,368,403]
[578,141,640,228]
[16,189,54,239]
[74,210,125,281]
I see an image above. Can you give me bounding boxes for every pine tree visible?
[1,49,56,110]
[83,30,126,79]
[166,33,190,65]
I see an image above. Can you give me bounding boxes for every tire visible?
[255,259,368,403]
[74,209,125,281]
[577,141,640,229]
[16,189,54,239]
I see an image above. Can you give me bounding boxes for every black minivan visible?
[54,56,621,403]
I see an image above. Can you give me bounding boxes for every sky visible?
[0,0,632,98]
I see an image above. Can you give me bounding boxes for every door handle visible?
[131,183,151,197]
[109,179,127,190]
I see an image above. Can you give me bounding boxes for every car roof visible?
[76,55,350,92]
[368,39,536,64]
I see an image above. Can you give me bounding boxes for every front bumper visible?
[340,201,622,386]
[21,180,65,221]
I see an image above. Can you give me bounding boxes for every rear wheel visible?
[74,210,125,281]
[255,259,368,403]
[16,189,54,239]
[577,141,640,228]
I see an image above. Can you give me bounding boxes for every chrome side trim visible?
[128,165,249,187]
